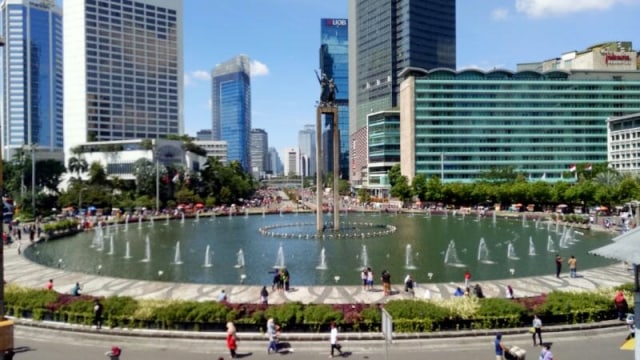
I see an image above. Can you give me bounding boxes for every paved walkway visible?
[2,239,632,304]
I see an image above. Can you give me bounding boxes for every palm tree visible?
[67,157,88,179]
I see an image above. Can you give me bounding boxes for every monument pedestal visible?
[0,319,14,358]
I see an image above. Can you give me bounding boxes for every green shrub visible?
[473,298,527,328]
[265,302,304,330]
[302,304,342,331]
[384,300,451,332]
[537,291,612,323]
[5,286,58,315]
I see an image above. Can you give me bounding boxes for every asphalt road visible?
[10,325,631,360]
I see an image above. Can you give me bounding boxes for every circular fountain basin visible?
[23,212,616,285]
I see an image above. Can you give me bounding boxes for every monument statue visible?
[327,78,338,104]
[315,70,334,106]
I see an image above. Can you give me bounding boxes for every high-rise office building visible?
[298,124,316,176]
[250,128,268,178]
[196,129,213,141]
[320,18,349,179]
[282,147,299,176]
[63,0,184,158]
[268,147,282,176]
[212,55,251,170]
[397,68,640,184]
[0,0,63,159]
[348,0,456,182]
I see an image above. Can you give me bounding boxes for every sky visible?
[182,0,640,157]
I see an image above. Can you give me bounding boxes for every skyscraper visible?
[298,124,316,177]
[0,0,63,159]
[63,0,184,157]
[320,18,349,179]
[212,55,251,170]
[348,0,456,182]
[250,128,268,178]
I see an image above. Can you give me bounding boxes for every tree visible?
[425,176,443,203]
[411,174,428,202]
[87,162,108,185]
[133,158,159,197]
[387,164,402,187]
[390,175,413,205]
[357,188,371,204]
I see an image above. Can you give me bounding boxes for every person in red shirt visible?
[226,321,238,358]
[46,279,53,290]
[464,270,471,288]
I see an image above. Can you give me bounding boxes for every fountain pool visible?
[23,213,616,285]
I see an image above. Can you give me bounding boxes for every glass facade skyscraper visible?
[0,0,63,159]
[212,55,251,170]
[250,128,268,178]
[397,69,640,184]
[348,0,456,182]
[320,18,349,179]
[63,0,184,158]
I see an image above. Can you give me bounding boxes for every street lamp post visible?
[0,35,14,357]
[30,144,36,214]
[78,188,86,212]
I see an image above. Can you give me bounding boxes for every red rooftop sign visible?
[605,54,632,65]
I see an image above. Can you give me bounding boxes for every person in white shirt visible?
[329,321,343,358]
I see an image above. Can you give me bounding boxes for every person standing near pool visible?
[555,254,563,278]
[568,255,577,278]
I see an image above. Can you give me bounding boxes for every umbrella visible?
[556,204,568,208]
[88,206,97,211]
[195,203,204,209]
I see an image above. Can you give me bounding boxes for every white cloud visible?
[515,0,635,17]
[184,70,211,87]
[250,60,270,77]
[491,8,509,20]
[191,70,210,80]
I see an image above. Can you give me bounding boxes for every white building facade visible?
[608,113,640,175]
[63,0,184,160]
[282,147,299,176]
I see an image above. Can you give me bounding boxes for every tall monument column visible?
[315,106,340,232]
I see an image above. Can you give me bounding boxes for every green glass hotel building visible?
[391,68,640,184]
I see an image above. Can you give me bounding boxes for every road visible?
[10,325,632,360]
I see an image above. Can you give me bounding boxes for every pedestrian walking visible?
[506,285,514,299]
[329,321,343,358]
[404,274,414,295]
[532,314,543,346]
[615,290,629,320]
[266,318,279,354]
[72,282,81,296]
[494,332,507,360]
[361,268,367,290]
[105,346,121,360]
[93,299,104,329]
[260,286,269,305]
[226,321,238,358]
[381,269,391,296]
[46,279,54,290]
[539,343,554,360]
[555,254,562,278]
[568,255,577,278]
[464,269,471,288]
[366,267,374,291]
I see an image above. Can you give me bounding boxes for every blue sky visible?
[182,0,640,155]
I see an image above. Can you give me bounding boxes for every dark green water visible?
[24,212,616,286]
